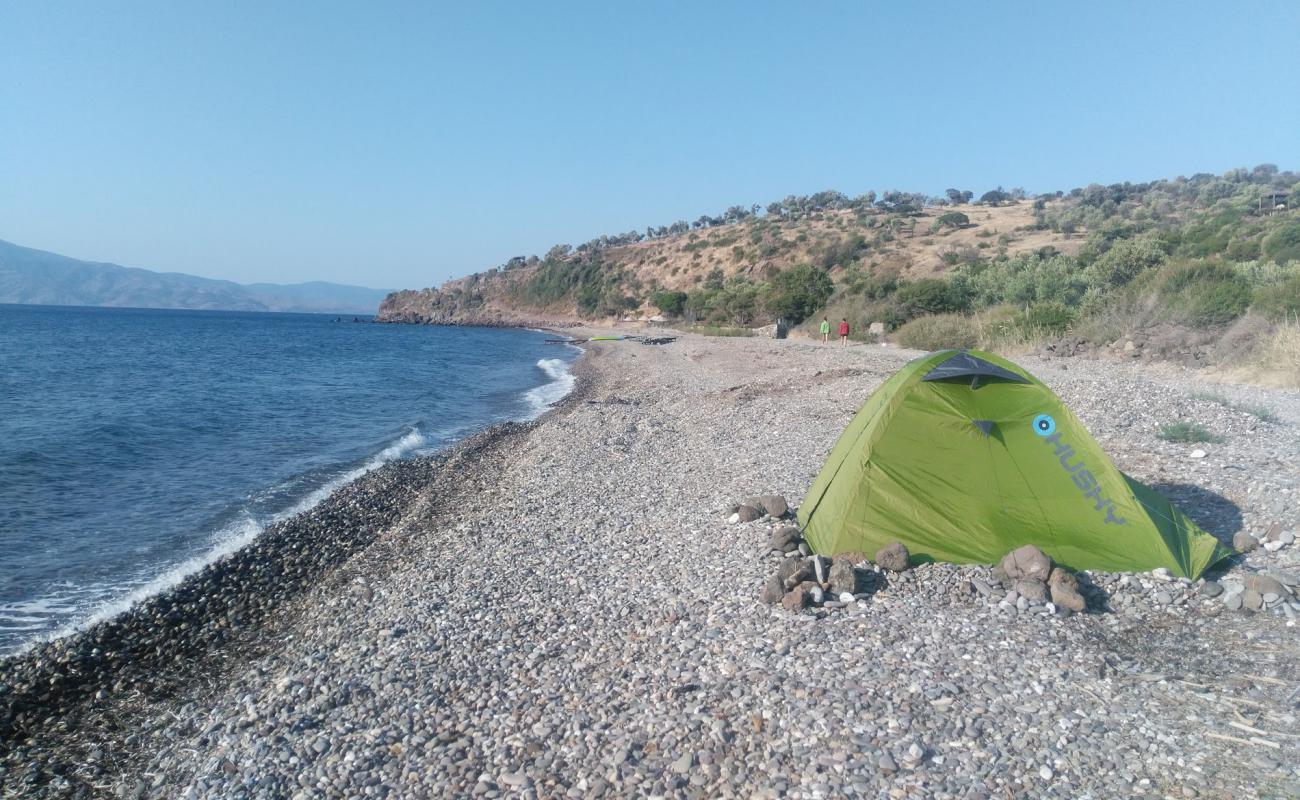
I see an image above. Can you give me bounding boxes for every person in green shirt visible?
[819,317,830,343]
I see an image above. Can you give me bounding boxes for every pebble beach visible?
[2,334,1298,799]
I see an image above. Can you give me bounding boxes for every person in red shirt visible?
[838,318,850,346]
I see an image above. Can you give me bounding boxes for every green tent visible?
[797,349,1230,579]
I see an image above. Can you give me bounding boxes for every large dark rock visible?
[875,542,911,572]
[745,495,789,518]
[828,560,860,595]
[1000,545,1053,582]
[1047,567,1086,611]
[777,558,814,590]
[1233,532,1260,552]
[736,504,764,523]
[781,582,816,612]
[768,526,802,553]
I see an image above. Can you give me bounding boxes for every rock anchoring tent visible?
[797,350,1231,579]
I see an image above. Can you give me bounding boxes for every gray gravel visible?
[2,336,1297,798]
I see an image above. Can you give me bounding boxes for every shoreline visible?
[0,354,592,795]
[3,335,1298,797]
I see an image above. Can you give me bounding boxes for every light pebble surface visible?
[5,335,1300,799]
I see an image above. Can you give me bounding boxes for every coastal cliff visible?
[376,272,581,328]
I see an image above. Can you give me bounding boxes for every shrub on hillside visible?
[1016,301,1077,335]
[894,278,971,317]
[936,211,969,229]
[954,252,1087,308]
[762,264,834,323]
[894,313,979,350]
[650,290,688,316]
[1252,276,1300,321]
[1084,235,1167,289]
[1156,260,1251,325]
[1262,221,1300,264]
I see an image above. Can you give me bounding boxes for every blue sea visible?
[0,305,577,656]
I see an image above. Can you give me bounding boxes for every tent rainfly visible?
[797,349,1231,579]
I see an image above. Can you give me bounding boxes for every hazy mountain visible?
[0,239,389,314]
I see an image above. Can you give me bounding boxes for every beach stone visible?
[1154,591,1173,605]
[811,555,830,585]
[1013,578,1049,602]
[1000,545,1053,582]
[833,550,869,565]
[875,542,911,572]
[1048,568,1079,591]
[1281,531,1295,546]
[827,560,859,595]
[759,575,785,605]
[776,557,812,590]
[768,526,801,552]
[1263,522,1282,542]
[736,504,764,522]
[781,583,815,612]
[971,577,994,598]
[1050,582,1087,613]
[1244,574,1287,597]
[745,495,788,518]
[1241,589,1263,611]
[1200,581,1224,598]
[1233,532,1259,552]
[1223,592,1243,610]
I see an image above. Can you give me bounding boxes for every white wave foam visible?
[521,358,576,419]
[6,426,430,656]
[275,427,425,521]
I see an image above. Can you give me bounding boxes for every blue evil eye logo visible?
[1032,414,1057,437]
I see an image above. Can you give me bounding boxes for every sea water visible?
[0,305,577,655]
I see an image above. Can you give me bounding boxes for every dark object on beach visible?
[875,542,911,572]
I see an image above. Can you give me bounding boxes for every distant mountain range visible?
[0,239,389,314]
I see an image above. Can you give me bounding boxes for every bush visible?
[1252,276,1300,320]
[1084,235,1167,289]
[1156,422,1223,444]
[1156,260,1251,325]
[894,313,979,350]
[1262,221,1300,263]
[762,265,834,323]
[1016,301,1077,335]
[936,211,969,229]
[894,278,971,317]
[650,290,688,316]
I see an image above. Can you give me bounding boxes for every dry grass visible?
[614,201,1084,299]
[1253,319,1300,387]
[969,306,1056,355]
[1210,316,1300,388]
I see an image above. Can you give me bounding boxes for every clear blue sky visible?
[3,1,1297,290]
